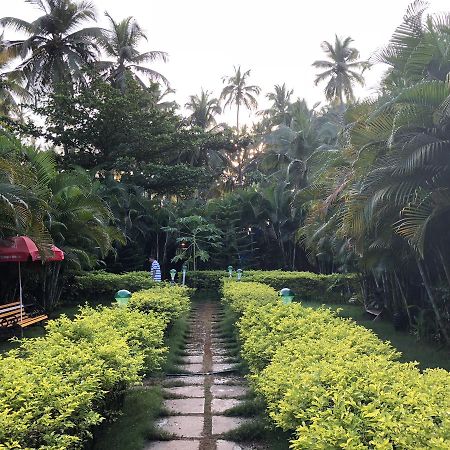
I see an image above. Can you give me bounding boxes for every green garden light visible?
[237,268,243,281]
[279,287,294,304]
[170,268,177,285]
[115,289,132,307]
[182,264,187,286]
[227,265,233,278]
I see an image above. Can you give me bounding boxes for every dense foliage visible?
[222,281,450,449]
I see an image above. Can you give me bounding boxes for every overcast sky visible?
[2,0,449,125]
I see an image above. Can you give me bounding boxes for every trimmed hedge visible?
[128,284,192,324]
[66,271,155,303]
[222,281,450,449]
[186,270,359,303]
[242,270,359,303]
[68,269,358,305]
[0,284,191,449]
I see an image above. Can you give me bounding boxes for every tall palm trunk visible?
[417,258,450,345]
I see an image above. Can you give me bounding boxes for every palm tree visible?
[0,0,102,93]
[0,34,30,116]
[97,13,168,92]
[313,35,368,104]
[259,83,294,125]
[185,89,222,130]
[221,66,261,133]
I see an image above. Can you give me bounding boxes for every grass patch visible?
[159,314,189,375]
[223,418,291,449]
[91,387,164,450]
[224,397,265,417]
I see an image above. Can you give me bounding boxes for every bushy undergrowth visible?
[66,271,155,302]
[222,281,450,449]
[0,284,191,449]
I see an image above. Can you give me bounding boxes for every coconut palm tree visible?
[259,83,294,125]
[221,66,261,133]
[313,35,368,104]
[185,89,222,130]
[0,34,31,116]
[97,13,168,92]
[0,0,102,94]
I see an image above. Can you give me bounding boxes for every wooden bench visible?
[365,306,383,321]
[0,301,48,329]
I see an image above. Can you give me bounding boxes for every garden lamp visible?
[170,268,177,285]
[279,287,294,304]
[182,264,187,286]
[115,289,132,307]
[237,268,243,281]
[227,265,233,278]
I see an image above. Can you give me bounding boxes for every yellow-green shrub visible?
[222,281,450,449]
[0,298,172,448]
[128,284,191,323]
[221,280,278,314]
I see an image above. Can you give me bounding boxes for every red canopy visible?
[0,236,64,263]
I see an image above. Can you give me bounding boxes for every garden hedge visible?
[0,284,191,449]
[185,270,359,303]
[222,281,450,449]
[65,270,155,303]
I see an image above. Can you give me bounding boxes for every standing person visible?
[149,256,161,282]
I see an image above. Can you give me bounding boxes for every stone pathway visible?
[145,299,255,450]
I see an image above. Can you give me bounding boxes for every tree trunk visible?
[417,258,450,345]
[394,271,412,327]
[438,249,450,287]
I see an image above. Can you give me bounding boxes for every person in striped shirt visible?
[148,256,161,282]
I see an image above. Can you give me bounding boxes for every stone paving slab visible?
[163,376,205,386]
[155,416,204,438]
[212,347,232,355]
[180,355,203,364]
[179,363,204,374]
[145,440,200,450]
[216,441,251,450]
[211,385,249,398]
[212,363,238,373]
[212,416,252,435]
[211,398,243,414]
[213,376,246,385]
[163,398,205,414]
[164,385,205,398]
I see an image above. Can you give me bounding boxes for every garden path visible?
[145,299,256,450]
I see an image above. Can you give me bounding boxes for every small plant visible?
[163,215,223,271]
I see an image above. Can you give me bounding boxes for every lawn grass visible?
[221,414,292,450]
[90,387,164,450]
[305,301,450,371]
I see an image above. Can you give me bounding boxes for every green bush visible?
[66,271,155,303]
[0,283,191,449]
[185,270,227,289]
[222,281,450,449]
[188,270,359,303]
[128,284,192,324]
[241,270,359,303]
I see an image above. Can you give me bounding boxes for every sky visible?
[2,0,450,125]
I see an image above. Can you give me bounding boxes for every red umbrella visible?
[0,236,64,334]
[0,236,64,262]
